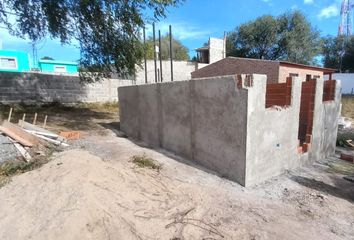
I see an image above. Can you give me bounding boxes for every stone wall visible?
[0,72,134,103]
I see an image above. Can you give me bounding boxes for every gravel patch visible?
[0,135,20,163]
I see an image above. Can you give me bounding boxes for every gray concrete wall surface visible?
[310,78,341,162]
[192,77,248,185]
[245,76,302,186]
[119,75,342,187]
[119,75,249,185]
[0,72,134,103]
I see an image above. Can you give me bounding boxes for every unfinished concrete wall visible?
[118,86,140,139]
[192,77,248,184]
[119,75,248,185]
[0,72,133,103]
[160,81,192,158]
[310,78,341,162]
[119,75,341,186]
[245,76,302,186]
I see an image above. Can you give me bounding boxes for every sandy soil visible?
[0,129,353,240]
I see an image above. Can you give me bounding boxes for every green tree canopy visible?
[145,34,189,61]
[0,0,183,81]
[322,36,354,73]
[227,11,321,65]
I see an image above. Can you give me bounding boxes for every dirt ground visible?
[0,103,353,240]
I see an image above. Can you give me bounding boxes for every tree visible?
[227,11,321,65]
[227,15,279,60]
[145,35,189,61]
[277,11,321,64]
[323,36,354,72]
[0,0,183,81]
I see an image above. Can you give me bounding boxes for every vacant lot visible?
[0,102,353,240]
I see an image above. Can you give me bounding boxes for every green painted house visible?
[38,59,78,74]
[0,49,78,74]
[0,50,31,72]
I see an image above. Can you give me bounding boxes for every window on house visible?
[306,74,312,81]
[289,73,299,77]
[54,65,67,73]
[0,57,17,69]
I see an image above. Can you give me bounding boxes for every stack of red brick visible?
[323,80,336,102]
[265,78,292,108]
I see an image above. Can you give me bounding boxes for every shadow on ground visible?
[290,174,354,203]
[0,102,119,131]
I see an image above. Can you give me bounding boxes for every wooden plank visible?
[8,108,13,122]
[2,120,42,146]
[0,126,33,147]
[8,137,32,162]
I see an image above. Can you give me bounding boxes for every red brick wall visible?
[265,78,292,108]
[298,80,316,144]
[323,80,336,102]
[191,57,280,83]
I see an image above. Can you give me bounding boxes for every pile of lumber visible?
[0,120,69,162]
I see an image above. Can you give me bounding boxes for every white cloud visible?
[318,5,339,19]
[291,5,298,10]
[261,0,273,6]
[304,0,314,5]
[145,22,212,41]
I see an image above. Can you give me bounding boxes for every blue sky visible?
[0,0,346,62]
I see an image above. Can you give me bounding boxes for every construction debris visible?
[7,108,12,122]
[1,121,42,147]
[59,131,80,140]
[8,138,32,162]
[34,134,69,147]
[0,126,34,147]
[0,111,75,163]
[338,116,352,129]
